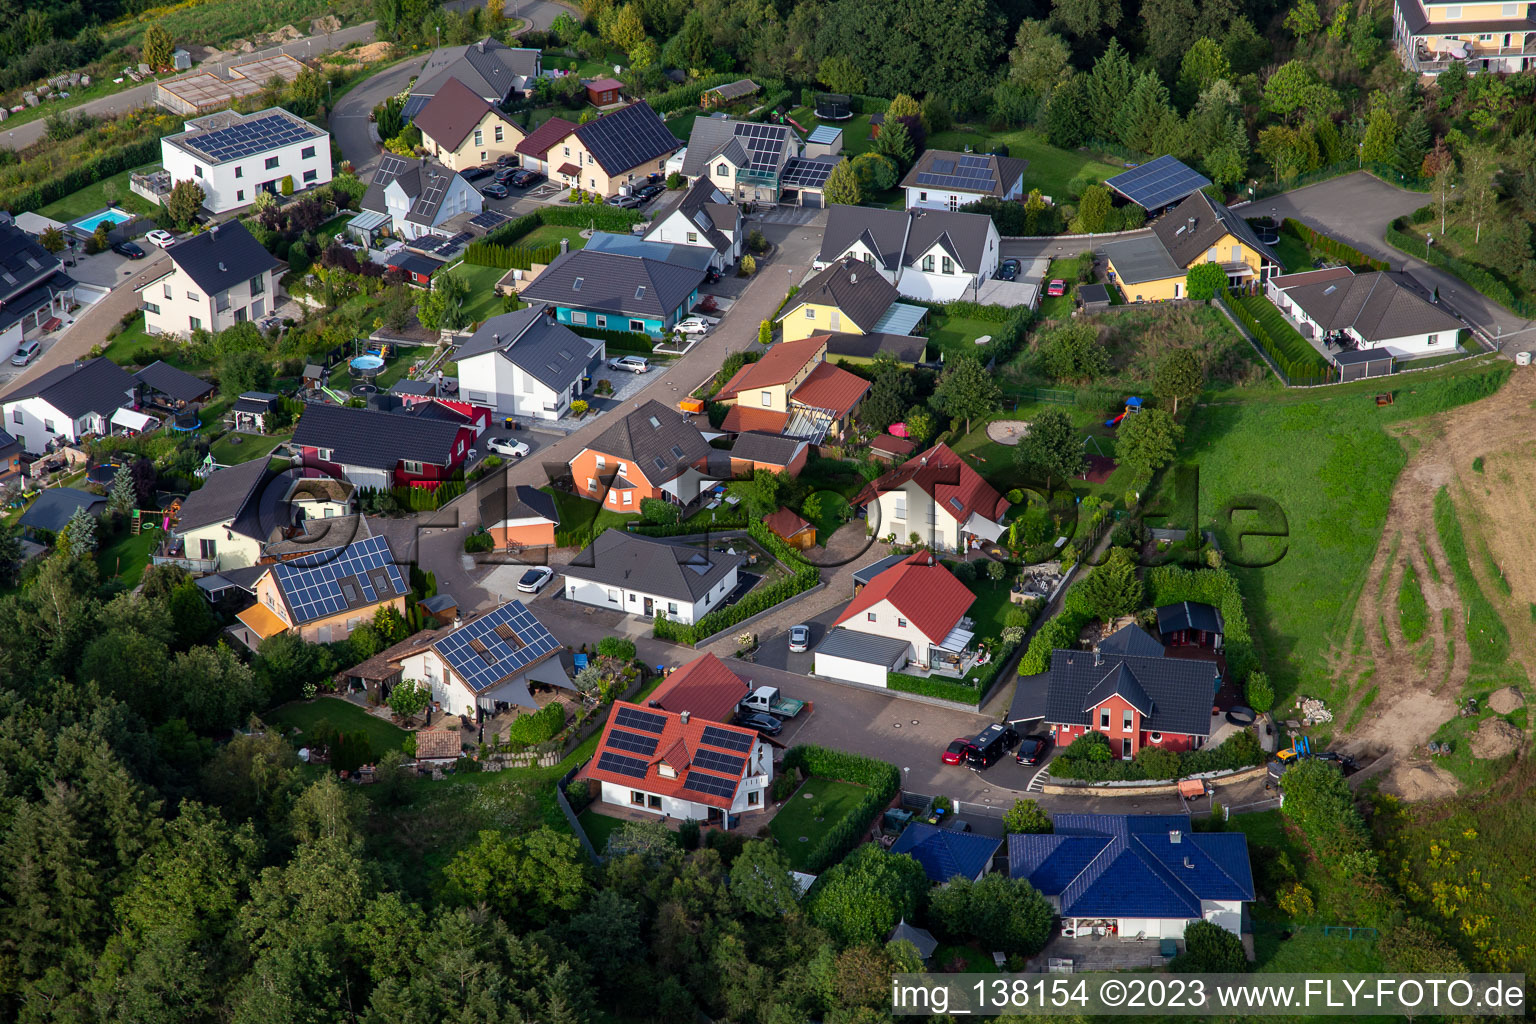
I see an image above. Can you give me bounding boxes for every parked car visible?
[493,166,519,184]
[1315,751,1359,772]
[607,193,644,209]
[607,355,650,373]
[636,183,665,201]
[113,240,146,259]
[1045,278,1067,297]
[1015,734,1052,765]
[461,165,492,182]
[144,229,176,248]
[787,624,810,652]
[487,437,529,458]
[511,169,544,188]
[10,339,40,367]
[497,154,519,167]
[481,183,509,199]
[516,566,555,593]
[735,710,782,736]
[673,317,711,335]
[964,723,1019,769]
[997,259,1020,281]
[941,737,973,765]
[704,267,722,284]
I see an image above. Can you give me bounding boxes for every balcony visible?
[1407,35,1536,72]
[735,166,780,189]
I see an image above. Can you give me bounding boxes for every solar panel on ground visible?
[682,770,738,798]
[615,706,668,734]
[692,749,744,775]
[605,728,660,756]
[597,751,649,779]
[699,725,752,752]
[1105,154,1211,210]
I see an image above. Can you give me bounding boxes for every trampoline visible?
[173,411,202,431]
[351,384,377,396]
[1226,705,1257,726]
[86,464,120,486]
[350,354,385,380]
[814,93,852,120]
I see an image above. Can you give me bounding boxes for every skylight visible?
[948,497,964,511]
[1323,284,1337,295]
[572,277,584,291]
[635,285,647,299]
[648,416,661,429]
[670,445,685,458]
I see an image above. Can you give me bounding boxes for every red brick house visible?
[291,402,481,491]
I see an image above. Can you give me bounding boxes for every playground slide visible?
[321,386,351,404]
[784,114,807,133]
[1105,413,1126,428]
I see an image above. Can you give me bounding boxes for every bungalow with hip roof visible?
[405,38,542,118]
[233,535,408,650]
[567,398,712,507]
[520,248,705,338]
[714,335,870,442]
[644,177,744,270]
[362,155,482,241]
[514,116,579,176]
[815,551,978,683]
[562,530,742,624]
[1101,190,1279,303]
[412,77,527,171]
[901,148,1028,212]
[0,356,137,454]
[548,101,680,198]
[137,219,283,337]
[455,304,604,422]
[1266,267,1464,363]
[816,204,1002,302]
[851,441,1009,553]
[776,258,921,345]
[290,402,481,492]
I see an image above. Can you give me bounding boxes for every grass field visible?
[545,487,638,545]
[39,162,162,222]
[375,345,438,389]
[446,263,509,327]
[924,313,1000,363]
[1226,291,1332,377]
[964,574,1017,640]
[209,430,291,466]
[1035,260,1077,320]
[103,314,177,368]
[520,224,588,252]
[96,528,157,587]
[949,408,1135,516]
[578,808,675,854]
[1397,562,1427,641]
[769,776,869,871]
[265,697,409,754]
[1431,485,1509,666]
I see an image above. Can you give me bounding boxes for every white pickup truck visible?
[738,685,806,718]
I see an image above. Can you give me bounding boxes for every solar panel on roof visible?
[433,601,560,693]
[692,749,744,775]
[682,770,738,798]
[700,725,752,752]
[1105,155,1211,210]
[606,728,660,756]
[615,706,667,734]
[597,751,650,779]
[273,536,405,624]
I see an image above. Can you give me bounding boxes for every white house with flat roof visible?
[160,107,333,214]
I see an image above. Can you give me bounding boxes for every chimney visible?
[1094,649,1102,667]
[560,237,569,255]
[680,710,690,724]
[1188,216,1196,233]
[210,222,219,238]
[1169,830,1182,844]
[477,39,486,52]
[453,615,462,629]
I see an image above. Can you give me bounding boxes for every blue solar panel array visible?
[692,748,744,775]
[434,600,561,693]
[781,157,837,189]
[271,536,406,624]
[1105,155,1211,210]
[597,751,649,779]
[186,112,322,164]
[681,771,738,799]
[468,210,510,231]
[915,153,996,192]
[700,725,752,752]
[616,706,667,734]
[606,728,660,756]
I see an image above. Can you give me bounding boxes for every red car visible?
[1046,279,1067,297]
[942,737,974,765]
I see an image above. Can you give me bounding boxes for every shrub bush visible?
[1282,219,1389,272]
[653,521,818,644]
[596,637,636,661]
[463,531,494,553]
[887,672,983,704]
[1049,730,1264,782]
[506,702,564,746]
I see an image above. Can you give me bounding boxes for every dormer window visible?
[658,763,677,779]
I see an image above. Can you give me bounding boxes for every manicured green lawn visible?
[787,108,876,158]
[520,224,588,252]
[803,493,849,543]
[39,163,162,222]
[1269,230,1311,274]
[265,696,410,754]
[1035,259,1078,320]
[578,808,677,854]
[769,776,869,871]
[924,313,1001,363]
[104,313,211,371]
[931,944,1004,972]
[927,126,1126,201]
[375,345,437,389]
[964,574,1017,640]
[544,487,638,546]
[96,528,157,587]
[447,263,508,327]
[209,430,291,466]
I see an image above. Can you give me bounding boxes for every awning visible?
[237,601,289,640]
[962,512,1005,542]
[936,624,976,654]
[348,210,390,233]
[872,301,929,336]
[660,466,712,501]
[111,407,155,432]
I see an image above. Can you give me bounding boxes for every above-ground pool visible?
[72,208,132,233]
[350,354,385,379]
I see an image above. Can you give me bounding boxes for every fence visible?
[1250,161,1430,201]
[1385,213,1536,319]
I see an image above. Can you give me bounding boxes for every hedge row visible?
[653,520,818,644]
[389,482,465,511]
[630,515,748,537]
[1387,213,1536,319]
[1220,290,1336,385]
[1019,608,1090,676]
[780,744,901,873]
[1048,729,1265,782]
[2,136,164,215]
[887,672,983,704]
[478,206,646,251]
[651,73,754,114]
[463,240,560,270]
[795,89,891,115]
[576,325,656,352]
[1281,219,1388,272]
[481,210,542,248]
[505,702,564,747]
[1144,564,1258,682]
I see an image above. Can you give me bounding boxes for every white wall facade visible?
[5,397,110,453]
[458,340,601,422]
[178,520,263,570]
[842,596,940,668]
[334,463,393,492]
[1361,329,1452,359]
[163,132,333,214]
[1116,917,1195,941]
[894,228,1002,302]
[645,208,740,269]
[905,176,1022,211]
[1201,899,1244,936]
[141,264,276,337]
[385,173,482,240]
[813,650,899,686]
[562,566,738,625]
[595,738,772,823]
[874,487,964,552]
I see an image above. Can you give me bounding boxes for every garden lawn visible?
[949,410,1135,515]
[803,494,849,543]
[38,163,161,222]
[964,574,1016,640]
[447,263,508,326]
[578,808,674,854]
[931,944,1004,973]
[769,776,869,872]
[376,345,438,389]
[96,529,157,587]
[209,430,292,466]
[521,224,588,252]
[265,696,410,754]
[543,487,638,545]
[927,127,1125,200]
[924,313,999,363]
[1035,259,1078,321]
[1269,230,1311,274]
[787,108,875,158]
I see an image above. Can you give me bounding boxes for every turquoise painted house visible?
[519,248,705,337]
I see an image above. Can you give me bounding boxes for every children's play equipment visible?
[1104,396,1143,428]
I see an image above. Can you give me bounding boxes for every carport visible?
[1332,347,1394,382]
[813,628,910,687]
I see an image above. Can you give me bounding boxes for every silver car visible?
[10,339,40,367]
[607,355,650,373]
[788,624,811,652]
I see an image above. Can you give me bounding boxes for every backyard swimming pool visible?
[72,208,132,233]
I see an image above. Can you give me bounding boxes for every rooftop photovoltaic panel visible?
[271,536,406,625]
[615,706,668,734]
[699,725,753,752]
[692,749,744,776]
[780,157,836,189]
[597,751,650,779]
[958,154,991,168]
[468,210,510,230]
[1105,154,1212,210]
[433,600,560,693]
[681,770,738,799]
[578,102,678,176]
[179,111,324,164]
[605,728,660,756]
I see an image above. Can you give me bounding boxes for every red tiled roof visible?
[557,162,581,177]
[516,116,577,158]
[721,406,789,433]
[586,700,761,808]
[588,77,624,92]
[853,441,1006,527]
[791,361,870,418]
[648,652,748,723]
[716,338,825,399]
[834,551,975,643]
[870,434,917,456]
[764,506,813,540]
[415,729,464,761]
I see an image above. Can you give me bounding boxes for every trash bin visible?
[503,417,514,429]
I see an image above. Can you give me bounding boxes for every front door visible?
[643,596,654,617]
[1122,738,1132,759]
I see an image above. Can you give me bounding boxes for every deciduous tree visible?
[931,353,1001,434]
[729,839,799,918]
[822,157,862,206]
[1183,261,1228,301]
[1040,321,1109,383]
[1152,347,1204,413]
[442,827,590,926]
[165,180,205,228]
[1014,407,1084,489]
[1116,407,1183,475]
[142,24,173,69]
[808,843,928,946]
[1003,798,1052,833]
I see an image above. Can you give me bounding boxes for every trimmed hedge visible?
[389,482,465,511]
[2,136,165,215]
[651,74,752,114]
[1220,289,1335,385]
[1143,564,1257,682]
[506,702,564,746]
[1386,212,1536,319]
[481,210,542,248]
[1049,729,1265,782]
[630,514,749,537]
[538,205,646,231]
[1281,219,1388,272]
[653,520,819,644]
[796,89,891,115]
[1019,609,1090,676]
[781,744,901,873]
[576,325,656,352]
[888,672,983,704]
[463,240,561,271]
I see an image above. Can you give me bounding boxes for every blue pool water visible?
[73,208,131,233]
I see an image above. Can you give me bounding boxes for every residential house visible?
[17,487,104,539]
[133,360,214,409]
[814,552,977,684]
[679,114,841,206]
[728,431,808,478]
[138,219,282,337]
[159,107,332,213]
[514,116,579,176]
[1157,602,1225,650]
[233,535,408,649]
[890,822,1003,883]
[901,148,1028,212]
[817,204,1002,301]
[567,399,712,506]
[776,259,926,345]
[646,652,752,723]
[714,334,870,441]
[290,402,481,491]
[1040,644,1223,759]
[817,330,929,367]
[1101,190,1279,302]
[549,101,679,198]
[479,482,560,549]
[583,699,772,829]
[644,177,744,270]
[1266,267,1463,360]
[389,600,573,716]
[0,429,21,482]
[587,78,624,106]
[520,248,704,337]
[0,217,75,352]
[1009,813,1254,939]
[1104,155,1213,212]
[762,506,815,550]
[851,441,1009,552]
[405,38,542,118]
[413,77,527,171]
[1,357,137,453]
[562,530,741,624]
[165,456,273,571]
[1392,0,1536,73]
[362,155,482,241]
[456,304,593,420]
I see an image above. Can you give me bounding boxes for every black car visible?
[497,154,519,167]
[493,166,518,184]
[997,258,1020,281]
[1015,734,1052,765]
[735,710,782,736]
[964,723,1019,769]
[461,165,493,182]
[481,183,509,199]
[636,183,665,201]
[1315,751,1359,772]
[511,169,544,188]
[112,240,146,259]
[704,267,722,284]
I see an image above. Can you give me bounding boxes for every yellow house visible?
[1101,190,1280,303]
[550,100,680,197]
[1393,0,1536,73]
[233,535,408,651]
[413,77,526,171]
[713,334,871,440]
[776,258,919,343]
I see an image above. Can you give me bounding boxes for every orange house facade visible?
[233,536,410,651]
[1051,693,1199,760]
[483,483,560,550]
[567,399,712,509]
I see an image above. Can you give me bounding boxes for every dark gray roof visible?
[1334,347,1395,367]
[1152,190,1279,272]
[176,456,271,532]
[412,77,510,150]
[1281,271,1461,342]
[420,593,458,614]
[18,487,105,533]
[681,116,796,177]
[818,205,995,275]
[729,431,805,466]
[1009,671,1048,723]
[479,482,560,529]
[1043,649,1221,738]
[1081,663,1154,715]
[134,360,213,403]
[1101,233,1181,285]
[0,357,135,418]
[291,403,465,471]
[1156,602,1224,637]
[456,305,598,391]
[779,259,898,333]
[573,101,678,176]
[412,38,541,104]
[813,627,910,667]
[1077,283,1110,305]
[581,399,710,484]
[1098,623,1166,657]
[648,176,735,254]
[0,271,76,335]
[365,155,467,227]
[521,249,704,319]
[232,391,279,413]
[899,148,1029,198]
[821,330,927,363]
[0,220,64,306]
[166,220,283,296]
[0,429,19,458]
[889,919,938,960]
[852,553,908,586]
[563,530,741,602]
[387,251,445,278]
[196,562,267,596]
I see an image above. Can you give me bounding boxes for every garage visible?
[800,191,823,208]
[812,628,910,687]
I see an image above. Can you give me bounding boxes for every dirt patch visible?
[1487,686,1525,714]
[346,42,394,64]
[1470,718,1523,759]
[1379,761,1461,802]
[985,420,1030,445]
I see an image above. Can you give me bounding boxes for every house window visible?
[1428,333,1439,345]
[829,311,841,330]
[199,538,217,560]
[893,495,905,520]
[941,256,953,275]
[43,418,55,433]
[403,460,424,474]
[563,145,571,157]
[189,316,202,331]
[235,166,243,178]
[163,283,173,299]
[1100,708,1111,729]
[687,231,698,244]
[608,589,620,604]
[717,163,728,176]
[265,156,279,170]
[237,190,245,202]
[187,290,200,302]
[194,165,203,177]
[629,319,644,332]
[760,390,772,407]
[317,448,333,461]
[621,492,632,505]
[494,125,504,143]
[595,456,606,467]
[919,191,927,201]
[897,617,907,628]
[474,129,483,147]
[589,178,595,189]
[805,308,815,319]
[922,255,934,272]
[234,307,248,323]
[1123,710,1134,731]
[647,794,662,809]
[10,410,20,424]
[250,275,265,296]
[867,612,876,622]
[143,301,160,314]
[1445,4,1461,15]
[862,252,873,265]
[668,602,678,615]
[571,311,587,325]
[1122,738,1132,759]
[630,790,645,805]
[747,790,760,806]
[302,146,316,159]
[303,170,317,183]
[1502,2,1517,13]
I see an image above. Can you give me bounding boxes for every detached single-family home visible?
[1266,267,1463,362]
[715,334,870,441]
[583,699,772,829]
[159,106,332,213]
[291,402,480,491]
[1,357,137,453]
[817,204,1002,302]
[852,441,1009,553]
[456,305,603,421]
[729,431,808,478]
[362,155,482,241]
[520,248,704,337]
[479,483,560,549]
[562,531,741,624]
[514,115,579,176]
[405,38,542,118]
[1040,643,1223,759]
[815,552,977,684]
[1391,0,1536,74]
[0,430,21,481]
[568,398,712,507]
[138,219,282,337]
[1009,813,1255,939]
[647,651,753,723]
[233,535,408,649]
[680,114,841,206]
[413,77,527,171]
[0,217,75,352]
[388,599,572,716]
[901,149,1028,212]
[777,259,925,345]
[548,101,680,198]
[17,486,105,540]
[1101,189,1279,302]
[645,177,743,270]
[165,456,273,571]
[891,822,1003,883]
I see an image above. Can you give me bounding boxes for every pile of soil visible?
[1487,686,1525,715]
[1383,762,1460,802]
[1470,719,1523,760]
